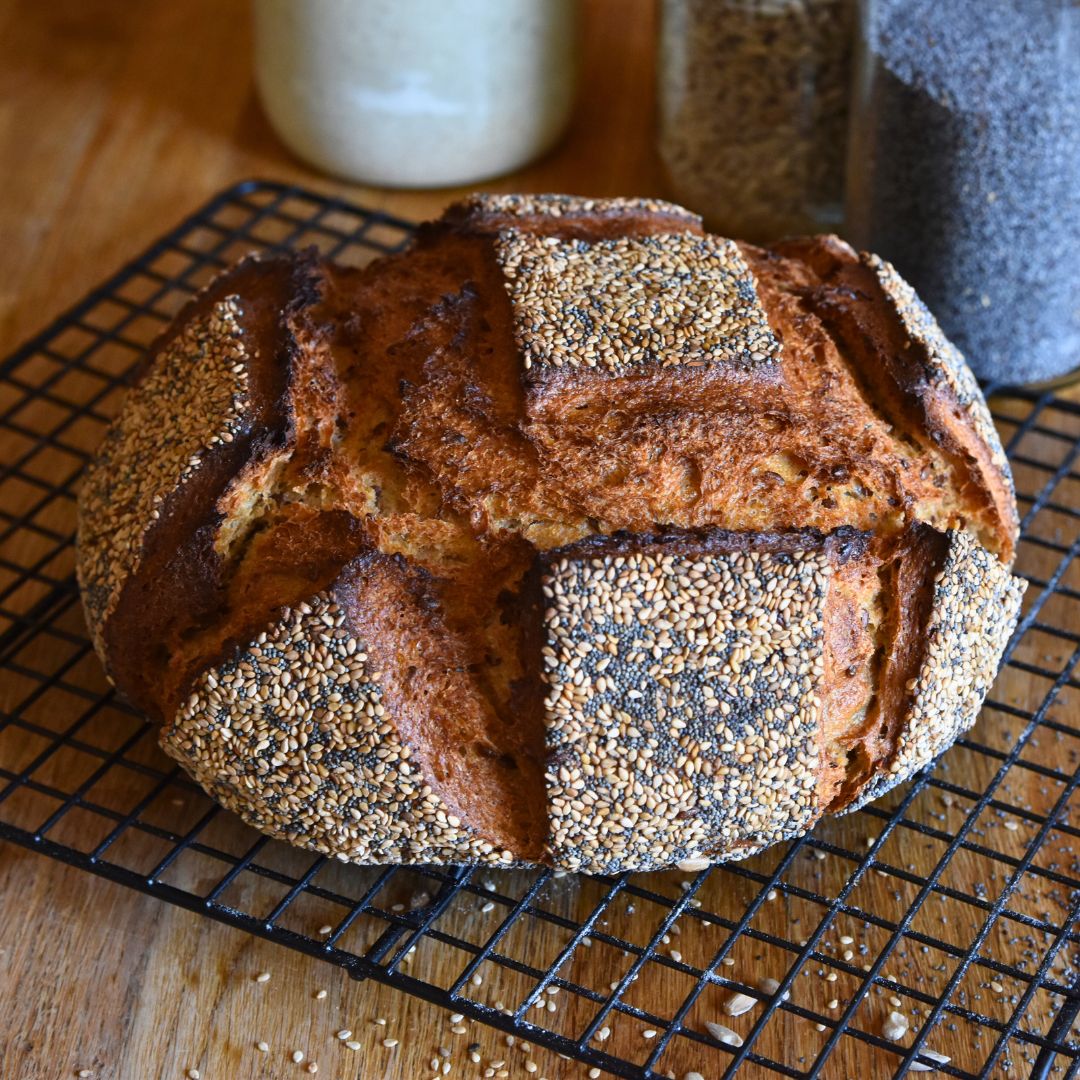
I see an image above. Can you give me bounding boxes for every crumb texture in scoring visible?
[846,529,1025,812]
[162,593,508,864]
[542,548,828,873]
[77,297,249,655]
[864,252,1011,484]
[496,232,782,372]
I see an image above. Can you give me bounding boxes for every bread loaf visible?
[76,194,1024,872]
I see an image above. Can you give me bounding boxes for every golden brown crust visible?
[78,194,1024,871]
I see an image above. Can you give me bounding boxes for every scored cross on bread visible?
[76,194,1024,872]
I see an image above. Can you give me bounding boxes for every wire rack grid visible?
[0,180,1078,1080]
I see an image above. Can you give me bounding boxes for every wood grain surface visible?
[1,2,1078,1080]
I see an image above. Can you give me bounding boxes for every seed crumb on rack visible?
[305,1064,318,1075]
[256,1041,269,1052]
[318,925,332,935]
[336,1030,351,1040]
[291,1050,304,1063]
[253,971,271,983]
[345,1041,361,1051]
[187,1071,200,1080]
[642,1029,658,1039]
[882,1011,908,1041]
[382,1038,399,1049]
[313,989,327,1000]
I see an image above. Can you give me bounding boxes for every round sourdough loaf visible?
[76,194,1025,872]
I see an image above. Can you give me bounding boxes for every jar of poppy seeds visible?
[846,0,1080,384]
[658,0,855,242]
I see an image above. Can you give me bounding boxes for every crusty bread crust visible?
[78,194,1024,871]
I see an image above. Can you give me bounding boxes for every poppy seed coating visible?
[542,548,827,872]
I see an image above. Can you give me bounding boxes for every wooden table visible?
[2,2,1078,1079]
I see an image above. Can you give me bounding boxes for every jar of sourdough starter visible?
[846,0,1080,384]
[253,0,579,188]
[658,0,855,241]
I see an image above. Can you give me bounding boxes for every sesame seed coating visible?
[542,548,828,873]
[463,192,702,228]
[864,253,1012,488]
[162,594,507,864]
[845,529,1025,812]
[76,297,248,659]
[496,232,782,373]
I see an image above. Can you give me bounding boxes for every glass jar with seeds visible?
[657,0,855,241]
[846,0,1080,384]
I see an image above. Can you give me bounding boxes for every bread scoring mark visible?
[464,192,702,227]
[541,548,827,873]
[76,297,249,659]
[162,594,513,865]
[864,253,1013,488]
[844,529,1025,812]
[496,231,782,373]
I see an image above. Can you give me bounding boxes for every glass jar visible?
[253,0,579,189]
[658,0,855,242]
[846,0,1080,384]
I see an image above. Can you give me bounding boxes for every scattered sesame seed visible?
[705,1020,743,1047]
[291,1051,304,1063]
[256,1041,269,1052]
[724,991,757,1017]
[382,1039,399,1049]
[254,972,270,983]
[910,1049,951,1072]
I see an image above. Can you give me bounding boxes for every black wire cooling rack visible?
[1,180,1079,1080]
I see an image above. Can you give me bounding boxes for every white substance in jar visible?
[254,0,579,188]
